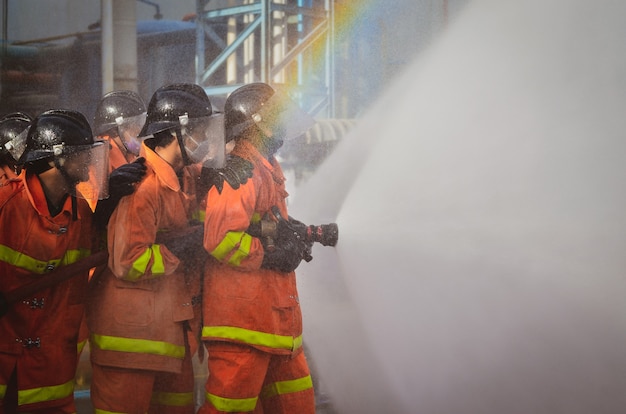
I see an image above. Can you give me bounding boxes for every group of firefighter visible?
[0,82,322,413]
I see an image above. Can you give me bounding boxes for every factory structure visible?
[0,0,457,181]
[2,0,458,181]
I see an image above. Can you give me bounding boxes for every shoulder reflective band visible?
[91,334,185,359]
[18,379,74,406]
[151,391,194,407]
[0,245,90,274]
[126,244,166,281]
[210,231,253,266]
[261,375,313,399]
[0,384,6,399]
[202,326,303,352]
[206,392,258,412]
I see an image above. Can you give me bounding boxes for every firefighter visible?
[198,82,317,414]
[92,91,148,231]
[0,109,109,413]
[93,90,147,171]
[87,83,223,414]
[0,112,31,185]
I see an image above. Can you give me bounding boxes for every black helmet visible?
[139,83,212,138]
[224,82,275,142]
[20,109,110,201]
[224,83,315,154]
[0,112,32,159]
[19,109,95,164]
[93,90,146,136]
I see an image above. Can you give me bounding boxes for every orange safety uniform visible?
[0,164,17,186]
[76,132,139,351]
[199,139,315,414]
[87,141,201,414]
[104,134,137,173]
[0,171,95,413]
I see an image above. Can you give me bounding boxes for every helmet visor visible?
[70,141,110,201]
[181,113,226,167]
[253,91,315,142]
[116,112,147,156]
[4,127,30,162]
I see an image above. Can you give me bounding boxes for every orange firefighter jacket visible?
[202,139,304,356]
[104,134,136,173]
[87,142,200,374]
[0,171,94,410]
[0,164,17,186]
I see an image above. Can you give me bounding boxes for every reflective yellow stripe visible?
[0,245,90,274]
[18,379,74,405]
[0,384,6,399]
[211,231,245,261]
[228,233,252,266]
[63,248,91,265]
[202,326,303,352]
[127,247,151,280]
[126,245,165,281]
[151,245,165,274]
[95,409,129,414]
[91,334,185,359]
[151,391,194,407]
[77,339,87,354]
[192,209,206,222]
[207,392,258,412]
[261,375,313,399]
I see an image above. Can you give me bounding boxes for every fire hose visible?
[0,225,202,317]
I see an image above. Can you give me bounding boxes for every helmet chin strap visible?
[57,161,79,221]
[53,158,78,195]
[174,127,192,166]
[41,158,78,220]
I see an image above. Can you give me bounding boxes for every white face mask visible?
[181,113,226,167]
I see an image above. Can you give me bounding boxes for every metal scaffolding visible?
[194,0,335,117]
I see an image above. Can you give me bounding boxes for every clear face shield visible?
[58,141,110,201]
[179,113,226,168]
[4,127,30,162]
[115,112,147,156]
[252,90,315,143]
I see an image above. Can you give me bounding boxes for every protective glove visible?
[197,155,254,196]
[220,155,254,190]
[93,157,147,230]
[261,238,307,273]
[287,216,314,262]
[272,207,314,262]
[109,157,147,199]
[161,224,205,263]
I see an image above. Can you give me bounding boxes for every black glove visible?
[198,155,254,195]
[261,239,307,273]
[272,207,314,262]
[109,157,147,199]
[220,155,254,190]
[287,216,314,262]
[161,225,205,262]
[259,209,309,272]
[93,157,147,230]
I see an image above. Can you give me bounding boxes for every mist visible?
[289,0,626,413]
